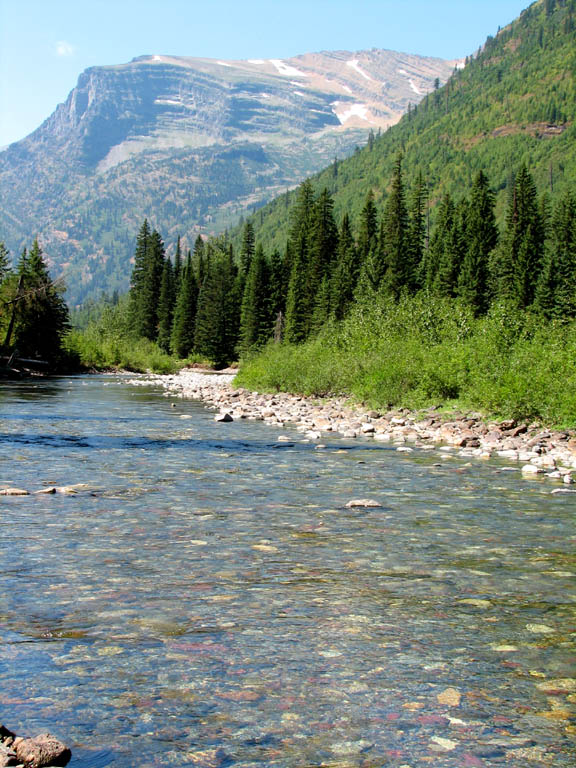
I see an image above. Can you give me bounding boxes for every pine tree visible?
[491,166,545,307]
[240,221,256,275]
[193,240,239,366]
[239,244,272,352]
[356,190,378,264]
[12,239,69,361]
[156,257,176,353]
[458,170,498,313]
[0,241,10,285]
[173,236,183,289]
[332,213,360,320]
[171,253,198,358]
[406,171,427,293]
[268,248,287,319]
[381,154,409,299]
[308,188,339,299]
[128,222,165,340]
[284,231,310,344]
[535,192,576,317]
[128,219,151,332]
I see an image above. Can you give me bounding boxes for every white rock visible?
[521,464,543,474]
[345,498,382,508]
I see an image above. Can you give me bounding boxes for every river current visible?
[0,375,574,767]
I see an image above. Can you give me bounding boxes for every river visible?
[0,375,574,767]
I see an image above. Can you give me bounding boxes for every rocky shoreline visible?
[126,369,576,491]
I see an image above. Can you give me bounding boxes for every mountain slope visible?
[0,49,455,304]
[247,0,576,253]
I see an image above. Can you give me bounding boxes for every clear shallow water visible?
[0,375,574,768]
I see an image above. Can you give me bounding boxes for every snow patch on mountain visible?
[346,59,374,82]
[269,59,309,77]
[333,102,373,124]
[409,79,422,95]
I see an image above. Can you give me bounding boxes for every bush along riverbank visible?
[237,295,576,430]
[126,368,576,492]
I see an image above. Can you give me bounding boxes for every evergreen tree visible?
[308,188,339,299]
[381,154,409,299]
[194,240,239,366]
[356,190,378,264]
[12,239,69,361]
[268,248,287,319]
[491,166,545,307]
[0,241,10,285]
[284,231,310,344]
[171,253,198,358]
[535,192,576,317]
[128,219,151,332]
[406,171,427,293]
[239,244,272,352]
[332,213,360,320]
[156,257,176,353]
[458,170,498,313]
[240,221,256,275]
[173,236,183,289]
[128,222,165,340]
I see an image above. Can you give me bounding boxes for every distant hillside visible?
[247,0,576,252]
[0,48,455,305]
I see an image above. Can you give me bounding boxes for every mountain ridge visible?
[0,47,456,304]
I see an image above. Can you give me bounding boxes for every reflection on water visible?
[0,375,574,767]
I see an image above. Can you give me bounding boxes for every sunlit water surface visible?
[0,375,574,768]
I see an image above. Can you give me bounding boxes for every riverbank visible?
[126,369,576,489]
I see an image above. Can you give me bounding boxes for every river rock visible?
[521,464,544,475]
[13,734,71,767]
[0,742,19,766]
[0,488,29,496]
[214,412,233,422]
[345,499,382,508]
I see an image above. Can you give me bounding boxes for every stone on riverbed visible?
[345,499,382,508]
[13,734,71,767]
[214,412,233,423]
[0,488,29,496]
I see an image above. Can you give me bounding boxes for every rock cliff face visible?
[0,49,458,304]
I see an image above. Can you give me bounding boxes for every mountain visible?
[0,49,456,304]
[247,0,576,253]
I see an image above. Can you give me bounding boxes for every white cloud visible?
[56,41,75,57]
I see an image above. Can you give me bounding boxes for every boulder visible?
[0,742,19,766]
[214,412,233,423]
[14,734,71,767]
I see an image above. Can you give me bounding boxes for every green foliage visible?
[1,239,70,364]
[237,292,576,428]
[64,297,184,373]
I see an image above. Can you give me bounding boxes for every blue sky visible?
[0,0,531,147]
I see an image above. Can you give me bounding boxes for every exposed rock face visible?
[0,49,457,304]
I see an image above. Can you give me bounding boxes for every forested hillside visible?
[247,0,575,252]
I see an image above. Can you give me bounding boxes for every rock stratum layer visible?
[0,49,457,304]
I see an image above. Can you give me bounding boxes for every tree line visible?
[126,157,576,366]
